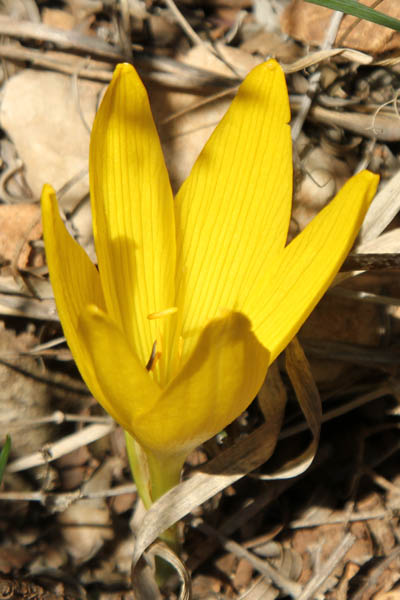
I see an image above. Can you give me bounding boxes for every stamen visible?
[145,334,163,373]
[178,336,184,362]
[149,352,161,372]
[147,307,178,320]
[145,340,157,371]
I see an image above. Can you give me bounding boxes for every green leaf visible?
[305,0,400,32]
[0,436,11,484]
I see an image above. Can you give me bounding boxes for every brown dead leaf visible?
[293,142,352,235]
[293,521,373,585]
[0,69,104,211]
[0,545,32,573]
[56,444,91,491]
[359,170,400,246]
[132,541,190,600]
[258,361,287,425]
[42,7,76,30]
[58,459,118,562]
[309,283,394,382]
[358,493,395,556]
[376,590,400,600]
[0,202,42,270]
[233,557,254,591]
[58,501,113,563]
[347,521,374,566]
[281,0,400,56]
[365,552,400,599]
[0,323,54,458]
[240,30,304,64]
[151,44,260,191]
[277,337,321,477]
[300,291,382,384]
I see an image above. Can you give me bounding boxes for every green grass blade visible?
[0,436,11,484]
[305,0,400,32]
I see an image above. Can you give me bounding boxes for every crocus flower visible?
[41,60,378,505]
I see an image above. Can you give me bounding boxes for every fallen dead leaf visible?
[233,557,254,591]
[0,68,104,211]
[375,590,400,600]
[0,323,54,458]
[57,459,118,562]
[58,501,113,563]
[240,29,304,64]
[151,44,260,191]
[42,7,76,30]
[281,0,400,56]
[292,139,352,234]
[0,202,42,270]
[0,545,32,573]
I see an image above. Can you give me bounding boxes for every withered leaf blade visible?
[279,336,322,477]
[131,404,286,576]
[341,253,400,271]
[131,340,323,573]
[131,541,191,600]
[257,361,287,425]
[254,337,322,481]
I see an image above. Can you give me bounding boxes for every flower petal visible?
[244,170,379,363]
[90,63,176,374]
[41,184,106,402]
[78,304,162,433]
[76,307,269,459]
[173,60,292,361]
[135,312,270,457]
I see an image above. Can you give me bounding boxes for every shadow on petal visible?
[134,312,270,457]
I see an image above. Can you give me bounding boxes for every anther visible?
[146,340,157,371]
[147,307,178,320]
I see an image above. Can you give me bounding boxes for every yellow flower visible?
[41,60,378,504]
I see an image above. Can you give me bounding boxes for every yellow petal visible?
[173,60,292,362]
[135,312,270,457]
[245,170,379,363]
[40,184,106,403]
[78,304,162,433]
[90,63,176,375]
[79,309,268,457]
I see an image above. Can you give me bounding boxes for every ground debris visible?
[0,1,400,598]
[0,573,80,600]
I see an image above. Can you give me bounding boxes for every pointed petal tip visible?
[174,54,291,348]
[41,182,55,196]
[359,169,380,188]
[352,169,380,211]
[113,62,135,78]
[41,184,60,234]
[90,55,176,369]
[248,167,380,364]
[249,58,284,83]
[263,58,281,71]
[41,183,57,210]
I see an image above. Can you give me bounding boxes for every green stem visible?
[146,450,185,503]
[124,431,186,550]
[125,431,152,509]
[146,450,185,551]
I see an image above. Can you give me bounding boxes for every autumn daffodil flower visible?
[41,60,378,510]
